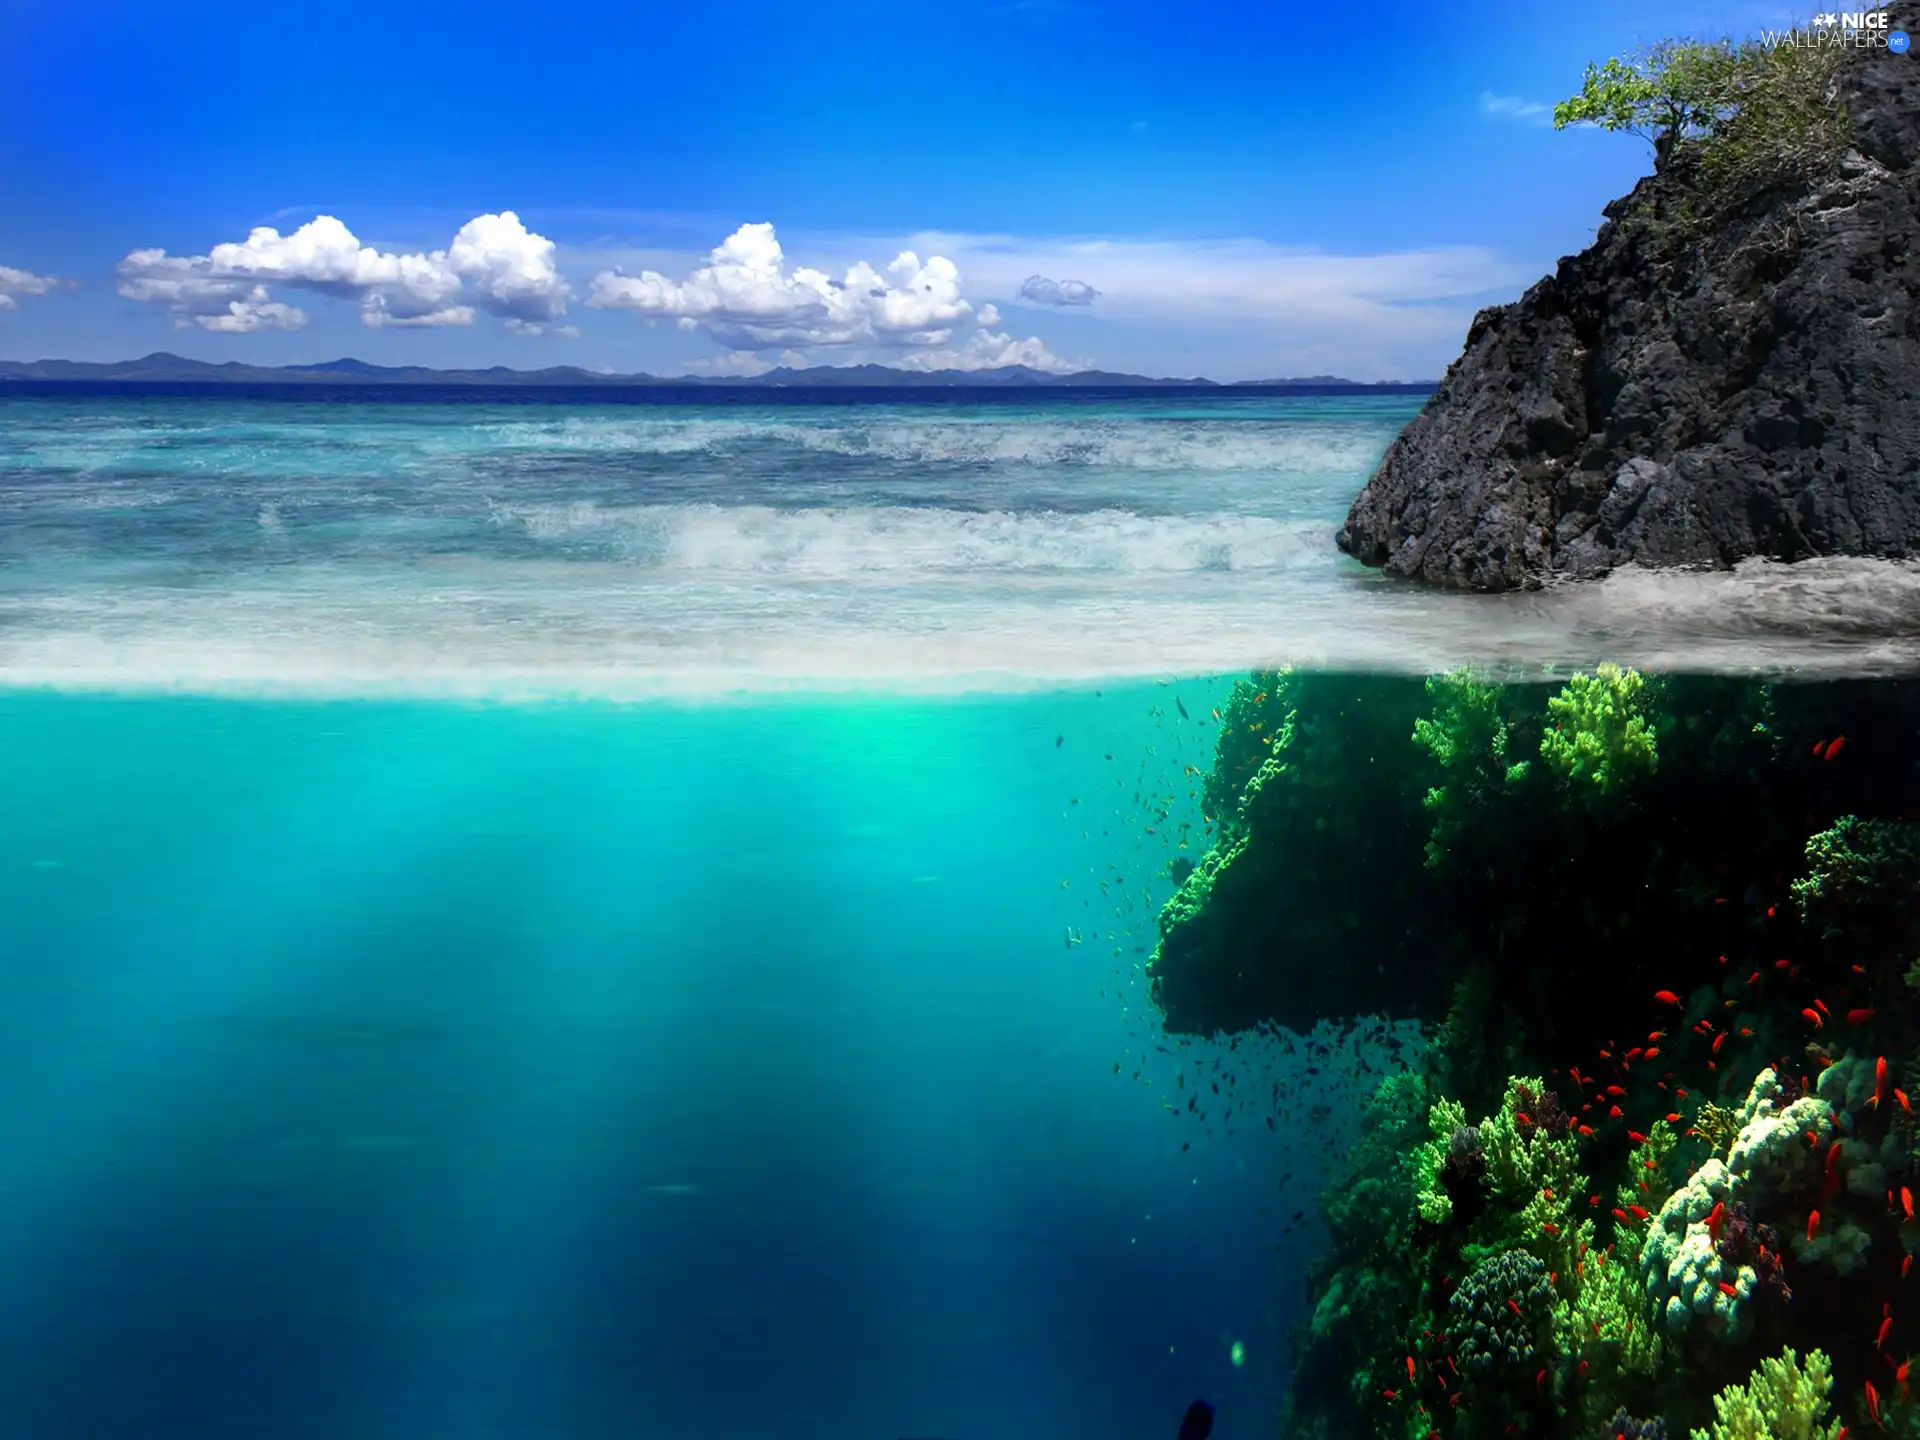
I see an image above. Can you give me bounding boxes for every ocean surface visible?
[0,387,1906,1439]
[6,386,1920,693]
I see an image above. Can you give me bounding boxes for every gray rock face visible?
[1338,25,1920,591]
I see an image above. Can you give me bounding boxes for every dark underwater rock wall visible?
[1337,16,1920,591]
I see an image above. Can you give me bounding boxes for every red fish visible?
[1653,990,1681,1006]
[1407,1356,1416,1383]
[1802,1008,1824,1030]
[1717,1281,1738,1297]
[1867,1380,1881,1427]
[1712,1032,1728,1054]
[1827,735,1847,761]
[1880,1316,1894,1349]
[1628,1130,1649,1144]
[1627,1205,1649,1221]
[1608,1104,1623,1119]
[1852,1007,1878,1025]
[1612,1207,1631,1224]
[1810,1210,1822,1241]
[1900,1089,1913,1115]
[1707,1201,1726,1241]
[1905,1188,1914,1222]
[1876,1057,1890,1111]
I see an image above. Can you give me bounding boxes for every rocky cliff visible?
[1338,23,1920,591]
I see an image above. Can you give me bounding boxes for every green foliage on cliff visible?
[1555,32,1850,227]
[1554,42,1740,146]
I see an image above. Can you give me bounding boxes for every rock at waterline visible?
[1337,17,1920,591]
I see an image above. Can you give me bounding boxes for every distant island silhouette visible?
[0,352,1437,392]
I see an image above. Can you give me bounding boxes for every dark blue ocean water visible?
[0,388,1910,1440]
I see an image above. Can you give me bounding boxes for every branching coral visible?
[1556,1238,1663,1426]
[1539,664,1658,799]
[1617,1122,1680,1223]
[1792,818,1920,985]
[1412,1098,1475,1225]
[1283,1072,1435,1440]
[1200,668,1294,826]
[1412,669,1528,870]
[1689,1348,1844,1440]
[1476,1078,1588,1274]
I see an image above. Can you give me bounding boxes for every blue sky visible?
[1,0,1802,380]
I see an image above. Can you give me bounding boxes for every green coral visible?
[1554,1239,1662,1429]
[1281,1073,1433,1440]
[1690,1349,1844,1440]
[1477,1078,1585,1264]
[1411,1097,1471,1224]
[1791,816,1920,1006]
[1412,669,1529,870]
[1539,664,1658,798]
[1200,668,1293,826]
[1791,815,1920,924]
[1615,1122,1680,1227]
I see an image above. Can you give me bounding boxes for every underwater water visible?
[4,389,1919,1440]
[1,684,1402,1440]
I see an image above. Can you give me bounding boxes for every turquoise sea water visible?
[0,389,1911,1439]
[0,684,1412,1439]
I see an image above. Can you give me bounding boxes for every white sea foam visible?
[474,415,1389,474]
[6,399,1920,698]
[2,552,1917,699]
[487,503,1332,574]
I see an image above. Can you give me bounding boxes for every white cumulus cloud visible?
[1017,274,1100,306]
[503,319,581,339]
[588,222,1060,365]
[891,329,1079,373]
[118,212,569,333]
[1479,91,1553,126]
[0,264,65,312]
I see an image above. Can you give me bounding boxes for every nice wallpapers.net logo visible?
[1762,10,1912,51]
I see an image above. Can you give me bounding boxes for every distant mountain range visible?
[0,353,1436,391]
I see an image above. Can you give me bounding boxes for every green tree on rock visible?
[1554,30,1850,216]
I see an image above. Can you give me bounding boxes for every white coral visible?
[1817,1054,1877,1116]
[1642,1158,1751,1337]
[1726,1069,1836,1204]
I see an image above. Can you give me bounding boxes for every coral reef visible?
[1539,665,1659,800]
[1413,669,1529,870]
[1691,1349,1843,1440]
[1453,1248,1556,1384]
[1144,664,1920,1440]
